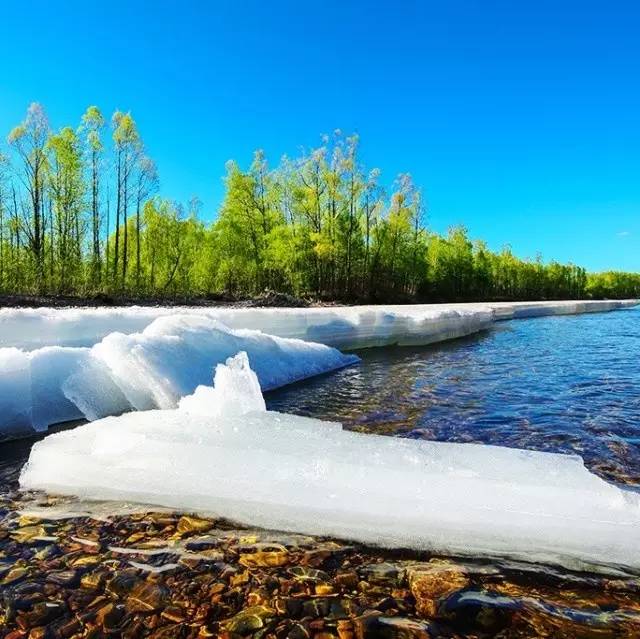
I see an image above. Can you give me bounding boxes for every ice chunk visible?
[20,354,640,572]
[91,315,358,411]
[29,347,88,431]
[61,354,133,422]
[0,348,32,438]
[178,352,266,417]
[0,306,164,349]
[0,315,357,436]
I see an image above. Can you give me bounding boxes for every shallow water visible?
[268,308,640,485]
[1,309,639,637]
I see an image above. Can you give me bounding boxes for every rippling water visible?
[268,307,640,486]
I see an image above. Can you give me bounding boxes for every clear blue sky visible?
[1,0,639,272]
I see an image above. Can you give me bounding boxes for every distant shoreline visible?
[0,292,635,310]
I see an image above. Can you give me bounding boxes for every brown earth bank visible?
[0,290,386,309]
[0,291,625,310]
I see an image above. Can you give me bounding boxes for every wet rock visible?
[162,605,186,623]
[289,566,330,582]
[1,566,29,585]
[351,612,434,639]
[93,601,115,625]
[373,616,433,638]
[230,570,250,587]
[437,590,514,634]
[70,553,101,567]
[46,569,78,586]
[328,599,361,620]
[148,624,187,638]
[287,621,310,639]
[105,571,142,598]
[126,580,169,613]
[239,545,290,568]
[335,571,359,591]
[359,563,402,585]
[123,620,147,638]
[10,525,50,544]
[56,618,82,637]
[406,561,470,618]
[102,603,129,633]
[176,516,213,536]
[225,605,275,635]
[302,598,331,618]
[33,545,58,561]
[17,601,65,630]
[246,588,271,607]
[80,570,106,591]
[18,515,42,527]
[315,583,336,595]
[185,537,220,551]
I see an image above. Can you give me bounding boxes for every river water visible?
[269,308,640,486]
[0,309,639,637]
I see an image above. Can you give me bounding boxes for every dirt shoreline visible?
[0,292,309,310]
[1,292,628,310]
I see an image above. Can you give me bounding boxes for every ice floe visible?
[0,315,357,436]
[20,351,640,572]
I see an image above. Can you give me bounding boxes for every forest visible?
[0,102,638,304]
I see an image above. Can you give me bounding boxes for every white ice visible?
[0,299,637,439]
[1,300,636,351]
[0,315,357,436]
[20,351,640,572]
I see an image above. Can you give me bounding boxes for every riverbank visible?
[0,291,308,310]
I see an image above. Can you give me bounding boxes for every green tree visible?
[47,126,85,291]
[8,103,49,288]
[80,106,105,288]
[112,110,140,288]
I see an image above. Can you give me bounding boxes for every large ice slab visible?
[20,352,640,572]
[1,300,636,351]
[0,316,357,435]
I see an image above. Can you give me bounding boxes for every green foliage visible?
[0,104,637,302]
[586,271,640,299]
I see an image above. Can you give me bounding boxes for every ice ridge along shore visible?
[0,299,636,350]
[20,352,640,573]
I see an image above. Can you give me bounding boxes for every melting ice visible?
[0,315,357,436]
[20,351,640,572]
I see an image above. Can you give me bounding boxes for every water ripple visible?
[267,308,640,485]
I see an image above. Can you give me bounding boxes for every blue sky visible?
[1,0,639,271]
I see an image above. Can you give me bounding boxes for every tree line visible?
[0,103,638,303]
